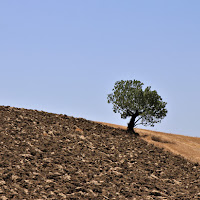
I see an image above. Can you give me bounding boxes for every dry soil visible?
[0,106,200,199]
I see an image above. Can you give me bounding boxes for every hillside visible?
[0,106,200,199]
[99,122,200,164]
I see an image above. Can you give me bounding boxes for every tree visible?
[107,80,167,134]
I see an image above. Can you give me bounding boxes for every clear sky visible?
[1,1,200,137]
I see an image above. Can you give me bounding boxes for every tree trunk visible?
[127,110,139,134]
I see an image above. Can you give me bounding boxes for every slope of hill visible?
[0,106,200,199]
[99,122,200,164]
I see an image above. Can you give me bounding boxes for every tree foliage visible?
[107,80,167,128]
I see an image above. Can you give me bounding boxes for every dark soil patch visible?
[0,106,200,199]
[151,136,174,144]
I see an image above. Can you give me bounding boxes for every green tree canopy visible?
[107,80,167,133]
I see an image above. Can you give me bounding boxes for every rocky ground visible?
[0,106,200,199]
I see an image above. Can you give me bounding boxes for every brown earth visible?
[0,106,200,199]
[98,122,200,164]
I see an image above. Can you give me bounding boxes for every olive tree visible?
[107,80,167,134]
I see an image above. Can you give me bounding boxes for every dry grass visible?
[97,122,200,164]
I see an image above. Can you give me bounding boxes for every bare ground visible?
[99,122,200,164]
[0,106,200,199]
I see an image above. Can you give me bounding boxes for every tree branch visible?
[135,122,149,126]
[135,116,142,124]
[127,110,134,116]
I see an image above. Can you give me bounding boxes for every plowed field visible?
[0,106,200,199]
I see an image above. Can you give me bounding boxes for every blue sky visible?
[1,1,200,137]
